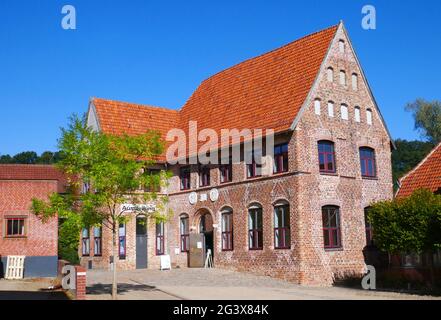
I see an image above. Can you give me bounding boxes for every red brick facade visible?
[81,22,394,286]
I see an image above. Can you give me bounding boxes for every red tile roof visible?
[396,142,441,198]
[0,165,68,193]
[92,24,339,158]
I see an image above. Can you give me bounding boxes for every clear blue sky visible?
[1,0,440,155]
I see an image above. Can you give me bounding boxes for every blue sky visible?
[1,0,440,155]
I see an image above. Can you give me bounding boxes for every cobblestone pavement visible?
[0,278,68,300]
[86,268,441,300]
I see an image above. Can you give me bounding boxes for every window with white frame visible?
[328,101,334,117]
[314,99,321,115]
[339,70,346,86]
[354,106,361,123]
[366,109,373,125]
[340,104,348,120]
[327,67,334,82]
[352,73,358,90]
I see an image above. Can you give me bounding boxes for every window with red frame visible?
[156,221,165,255]
[118,223,126,259]
[246,150,262,178]
[365,207,374,246]
[6,218,26,237]
[93,226,102,256]
[221,209,233,251]
[219,158,232,183]
[248,206,263,250]
[274,203,290,249]
[180,215,189,252]
[360,147,376,177]
[318,140,336,173]
[81,228,90,256]
[274,143,288,173]
[180,166,191,190]
[322,206,342,249]
[199,166,210,187]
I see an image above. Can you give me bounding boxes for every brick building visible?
[81,22,394,285]
[396,142,441,198]
[0,165,66,277]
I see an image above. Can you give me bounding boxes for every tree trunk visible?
[112,224,118,300]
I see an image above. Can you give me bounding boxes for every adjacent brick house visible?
[0,165,66,277]
[81,22,394,285]
[396,142,441,198]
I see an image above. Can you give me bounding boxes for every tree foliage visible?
[31,114,171,299]
[406,99,441,144]
[368,189,441,254]
[0,150,62,164]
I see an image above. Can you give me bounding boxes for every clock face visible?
[209,188,219,202]
[189,192,197,205]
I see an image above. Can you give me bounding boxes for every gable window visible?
[81,228,90,256]
[219,158,232,183]
[274,202,290,249]
[248,205,263,250]
[6,217,26,237]
[327,101,334,117]
[180,214,189,252]
[366,109,373,125]
[318,140,336,173]
[360,147,376,178]
[352,73,358,90]
[340,104,348,120]
[354,106,361,123]
[180,166,191,190]
[314,99,321,115]
[339,70,346,86]
[365,207,374,246]
[273,143,288,174]
[327,67,334,82]
[119,223,126,260]
[156,221,165,255]
[93,226,102,256]
[338,39,345,53]
[322,206,342,249]
[199,166,210,187]
[221,208,233,251]
[246,150,262,178]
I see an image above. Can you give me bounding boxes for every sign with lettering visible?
[121,203,156,213]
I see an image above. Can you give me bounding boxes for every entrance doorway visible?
[199,212,214,263]
[136,215,148,269]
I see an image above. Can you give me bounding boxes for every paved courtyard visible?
[0,278,68,300]
[86,268,441,300]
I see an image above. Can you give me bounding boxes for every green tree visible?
[0,154,13,163]
[406,99,441,144]
[31,114,171,300]
[12,151,38,164]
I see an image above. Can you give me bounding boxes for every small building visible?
[81,21,395,285]
[396,142,441,198]
[0,165,66,278]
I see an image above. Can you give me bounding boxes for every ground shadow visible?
[0,291,68,300]
[87,283,158,295]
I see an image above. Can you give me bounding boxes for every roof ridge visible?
[92,97,178,113]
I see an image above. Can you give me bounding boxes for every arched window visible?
[339,70,346,86]
[274,201,290,249]
[366,109,373,125]
[339,39,345,53]
[318,140,336,173]
[93,226,102,256]
[340,104,348,120]
[322,206,341,249]
[314,99,321,115]
[81,228,90,256]
[354,106,361,123]
[156,220,165,256]
[352,73,358,90]
[248,204,263,250]
[180,214,189,252]
[119,223,126,259]
[359,147,376,178]
[327,67,334,82]
[327,101,334,117]
[221,207,233,251]
[364,207,374,246]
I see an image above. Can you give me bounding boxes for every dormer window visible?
[338,40,345,53]
[327,67,334,82]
